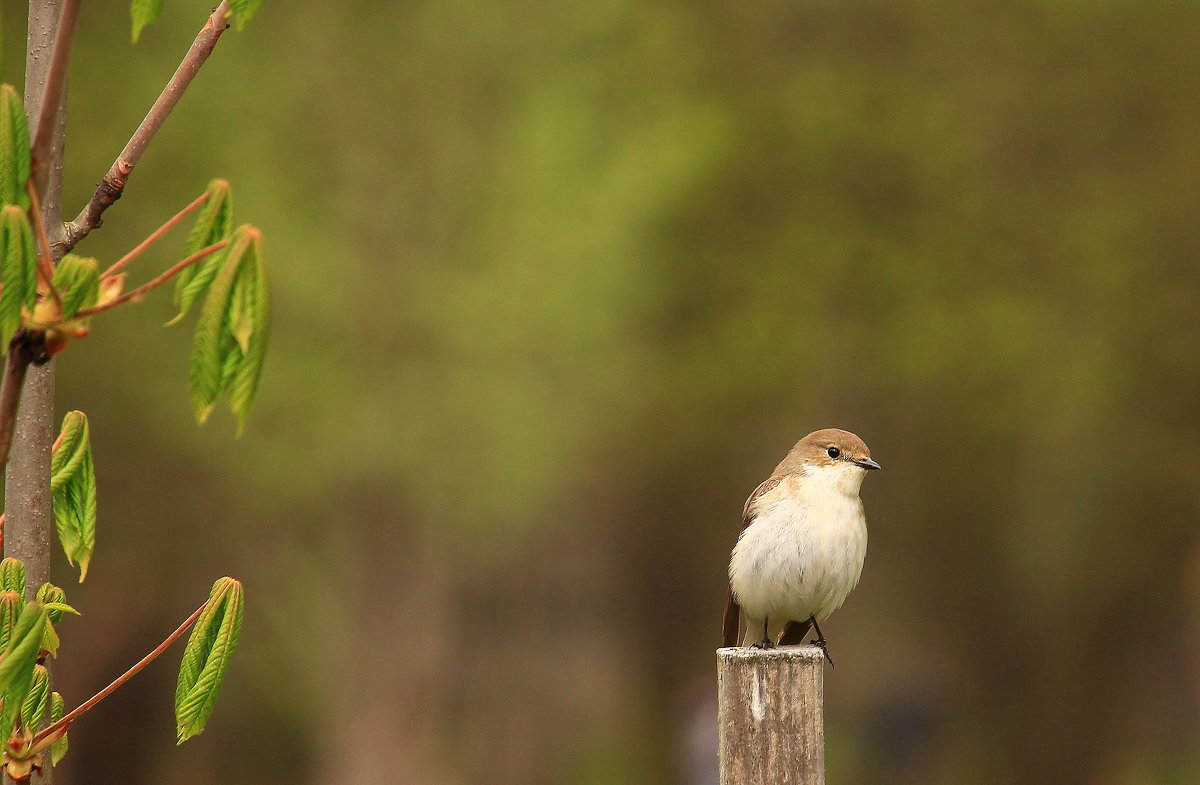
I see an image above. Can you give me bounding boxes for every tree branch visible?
[0,337,38,473]
[61,0,232,254]
[29,0,80,197]
[101,191,209,279]
[26,182,62,308]
[32,600,208,747]
[77,240,229,317]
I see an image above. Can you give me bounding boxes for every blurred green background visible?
[3,0,1199,783]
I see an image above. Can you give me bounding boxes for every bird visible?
[722,428,880,664]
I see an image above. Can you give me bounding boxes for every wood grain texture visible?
[717,645,824,785]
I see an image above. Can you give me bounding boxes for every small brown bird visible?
[723,429,879,664]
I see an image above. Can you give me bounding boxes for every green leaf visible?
[20,664,48,730]
[34,586,75,658]
[49,411,96,582]
[34,584,69,624]
[175,577,244,743]
[39,619,59,659]
[0,602,48,733]
[0,85,31,210]
[0,205,36,352]
[170,180,233,324]
[49,692,67,765]
[0,592,21,651]
[228,0,265,30]
[0,558,25,597]
[227,232,269,433]
[189,226,269,430]
[51,255,100,320]
[130,0,165,43]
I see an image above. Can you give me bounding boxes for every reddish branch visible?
[32,600,209,747]
[61,0,233,254]
[102,191,210,279]
[0,334,45,472]
[77,240,229,317]
[26,182,62,312]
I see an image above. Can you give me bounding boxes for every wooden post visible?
[717,645,825,785]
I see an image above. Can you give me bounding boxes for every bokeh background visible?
[1,0,1198,783]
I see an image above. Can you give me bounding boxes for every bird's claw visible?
[809,638,835,667]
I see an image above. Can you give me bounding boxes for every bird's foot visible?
[809,637,835,667]
[750,639,776,650]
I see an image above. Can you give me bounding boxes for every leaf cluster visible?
[0,560,76,780]
[0,2,266,776]
[187,222,270,431]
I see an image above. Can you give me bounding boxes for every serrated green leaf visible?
[49,411,96,582]
[130,0,165,43]
[39,618,59,658]
[51,255,100,320]
[33,588,74,658]
[0,85,30,210]
[33,584,68,624]
[50,412,86,493]
[189,227,254,426]
[0,205,36,352]
[186,227,268,432]
[20,664,48,729]
[228,0,264,30]
[175,577,243,743]
[0,602,48,733]
[0,558,25,597]
[171,180,232,324]
[0,592,21,651]
[227,232,269,434]
[49,692,67,764]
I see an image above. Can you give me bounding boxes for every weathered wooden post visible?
[717,645,825,785]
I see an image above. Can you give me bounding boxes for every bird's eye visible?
[826,447,840,459]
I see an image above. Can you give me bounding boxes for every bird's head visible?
[782,428,880,493]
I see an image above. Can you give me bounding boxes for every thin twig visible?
[0,336,38,472]
[26,181,61,307]
[101,191,210,279]
[76,240,228,317]
[33,600,209,746]
[62,0,232,253]
[29,0,81,191]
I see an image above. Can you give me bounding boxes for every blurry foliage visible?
[5,0,1196,784]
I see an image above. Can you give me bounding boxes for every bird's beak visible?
[854,458,881,471]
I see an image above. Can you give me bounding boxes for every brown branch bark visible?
[60,0,233,255]
[0,338,37,472]
[8,4,72,777]
[11,0,69,593]
[29,0,80,198]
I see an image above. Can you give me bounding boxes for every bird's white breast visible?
[728,465,868,627]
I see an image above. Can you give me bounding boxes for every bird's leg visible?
[750,616,775,649]
[808,616,834,667]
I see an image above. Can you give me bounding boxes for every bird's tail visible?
[722,591,741,647]
[777,618,813,646]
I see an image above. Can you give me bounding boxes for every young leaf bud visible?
[0,559,25,597]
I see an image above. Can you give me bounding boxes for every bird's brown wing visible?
[722,476,783,647]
